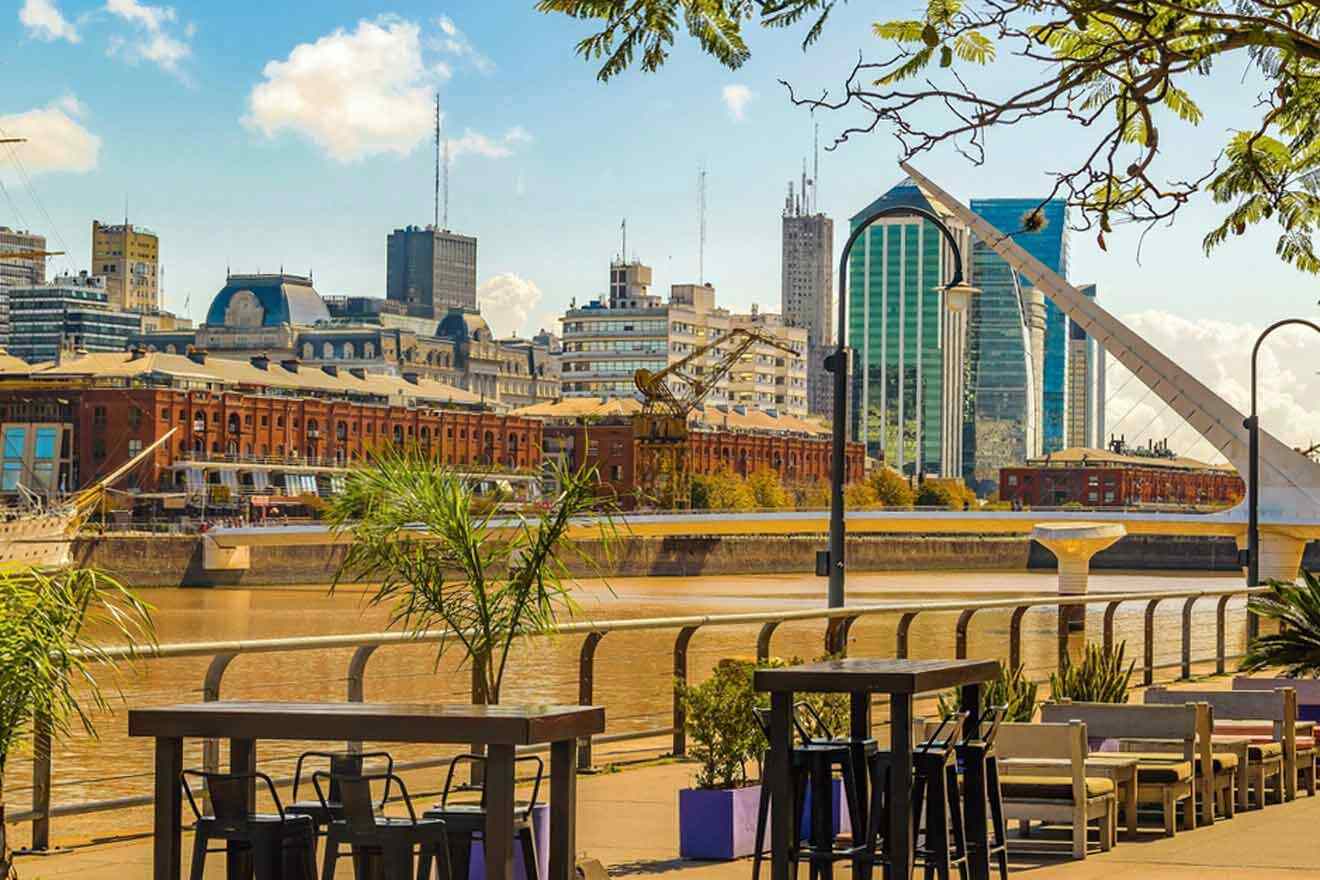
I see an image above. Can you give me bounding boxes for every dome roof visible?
[205,273,331,328]
[436,308,492,342]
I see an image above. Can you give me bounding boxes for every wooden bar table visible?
[128,701,604,880]
[755,659,999,880]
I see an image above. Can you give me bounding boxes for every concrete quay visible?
[16,747,1320,879]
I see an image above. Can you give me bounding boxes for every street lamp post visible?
[825,205,969,607]
[1246,319,1320,595]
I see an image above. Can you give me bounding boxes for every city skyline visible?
[6,1,1320,462]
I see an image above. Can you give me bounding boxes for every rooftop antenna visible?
[813,121,820,213]
[698,164,707,284]
[443,137,450,229]
[433,93,441,229]
[621,217,627,263]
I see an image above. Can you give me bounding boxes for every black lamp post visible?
[824,205,969,608]
[1246,319,1320,596]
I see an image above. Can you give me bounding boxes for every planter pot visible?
[801,777,851,840]
[464,804,550,880]
[678,785,763,860]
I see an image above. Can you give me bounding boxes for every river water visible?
[17,568,1247,843]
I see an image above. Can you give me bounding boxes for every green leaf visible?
[940,45,953,66]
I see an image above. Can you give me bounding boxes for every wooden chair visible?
[992,721,1116,860]
[1040,701,1201,836]
[1146,686,1293,807]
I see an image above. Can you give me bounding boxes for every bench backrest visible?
[1234,676,1320,703]
[1145,686,1296,741]
[996,721,1088,805]
[1040,700,1206,764]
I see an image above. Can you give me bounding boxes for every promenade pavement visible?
[16,753,1320,879]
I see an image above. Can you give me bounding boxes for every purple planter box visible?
[464,804,550,880]
[801,777,851,839]
[679,785,763,860]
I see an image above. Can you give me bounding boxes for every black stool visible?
[316,771,453,880]
[862,711,969,880]
[955,708,1009,880]
[181,769,317,880]
[423,753,544,880]
[286,750,395,838]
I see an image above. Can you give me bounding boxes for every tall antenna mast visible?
[698,164,707,284]
[443,137,450,229]
[813,121,820,213]
[433,93,441,229]
[621,218,627,263]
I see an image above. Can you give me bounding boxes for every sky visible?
[3,0,1320,462]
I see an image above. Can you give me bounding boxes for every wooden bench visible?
[994,721,1117,859]
[1146,686,1293,807]
[1040,701,1202,836]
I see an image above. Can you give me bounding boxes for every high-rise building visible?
[781,175,835,415]
[961,231,1040,493]
[967,199,1069,452]
[9,272,140,363]
[560,263,809,416]
[1067,283,1106,449]
[91,221,159,313]
[386,225,477,318]
[0,227,48,348]
[848,178,972,477]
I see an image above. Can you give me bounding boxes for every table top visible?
[754,658,999,695]
[128,701,605,746]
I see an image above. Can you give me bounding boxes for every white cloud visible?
[0,97,101,175]
[722,84,754,121]
[433,15,493,74]
[448,127,533,161]
[19,0,79,43]
[105,0,193,75]
[1104,310,1320,464]
[246,18,439,163]
[478,273,543,338]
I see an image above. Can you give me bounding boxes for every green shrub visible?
[677,659,761,789]
[937,662,1038,722]
[1049,641,1135,703]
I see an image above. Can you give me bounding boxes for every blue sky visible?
[4,0,1320,457]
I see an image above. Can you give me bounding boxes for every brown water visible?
[11,568,1247,840]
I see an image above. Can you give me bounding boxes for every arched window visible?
[364,342,376,358]
[336,421,348,441]
[227,413,240,434]
[227,440,238,456]
[302,342,314,360]
[323,342,334,359]
[165,344,176,354]
[343,342,356,359]
[245,443,253,456]
[393,425,404,444]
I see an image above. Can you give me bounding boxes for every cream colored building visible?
[561,266,809,417]
[91,221,159,313]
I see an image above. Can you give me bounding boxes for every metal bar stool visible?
[315,771,453,880]
[862,711,969,880]
[423,754,544,880]
[956,707,1010,880]
[286,750,396,840]
[751,707,810,880]
[181,769,317,880]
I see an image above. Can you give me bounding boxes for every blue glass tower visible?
[968,199,1069,453]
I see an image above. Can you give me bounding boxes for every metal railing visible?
[10,583,1265,851]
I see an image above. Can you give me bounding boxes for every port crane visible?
[633,326,797,508]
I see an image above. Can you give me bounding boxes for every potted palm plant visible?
[0,566,153,879]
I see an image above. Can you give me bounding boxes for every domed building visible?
[132,273,560,409]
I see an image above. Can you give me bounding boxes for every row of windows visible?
[563,320,667,335]
[562,359,666,374]
[564,340,668,354]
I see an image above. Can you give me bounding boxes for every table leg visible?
[1125,770,1138,839]
[889,693,914,880]
[485,744,517,880]
[961,742,990,880]
[769,691,793,880]
[549,739,578,880]
[850,692,871,880]
[153,737,183,880]
[228,738,255,880]
[1237,752,1250,813]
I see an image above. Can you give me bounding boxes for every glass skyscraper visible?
[968,198,1069,452]
[848,180,970,477]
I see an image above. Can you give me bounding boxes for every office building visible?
[386,225,478,318]
[781,175,835,415]
[0,227,48,348]
[91,221,159,313]
[560,263,809,417]
[8,272,141,363]
[1067,283,1106,449]
[847,178,973,477]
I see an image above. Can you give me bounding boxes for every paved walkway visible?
[16,756,1320,879]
